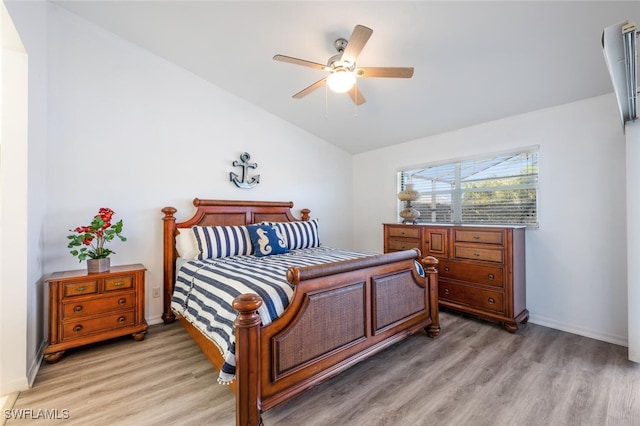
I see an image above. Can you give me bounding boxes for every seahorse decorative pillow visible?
[246,224,289,257]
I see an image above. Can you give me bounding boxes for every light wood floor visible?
[6,311,640,426]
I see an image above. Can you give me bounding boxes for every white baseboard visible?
[27,340,47,388]
[529,314,628,347]
[146,315,164,326]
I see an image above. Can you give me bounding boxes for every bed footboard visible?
[233,249,439,425]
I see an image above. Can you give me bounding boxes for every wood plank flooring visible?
[6,311,640,426]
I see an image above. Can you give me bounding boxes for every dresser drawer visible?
[388,226,421,239]
[439,281,505,314]
[62,309,136,340]
[63,280,98,298]
[387,238,420,251]
[454,245,504,263]
[454,229,504,245]
[439,260,504,287]
[104,275,134,292]
[62,292,136,319]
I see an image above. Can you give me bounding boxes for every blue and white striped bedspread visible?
[171,246,375,384]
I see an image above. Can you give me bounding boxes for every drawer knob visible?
[118,316,126,323]
[474,235,480,240]
[114,281,124,287]
[118,298,126,305]
[443,288,451,295]
[443,267,450,272]
[488,274,495,280]
[73,325,83,332]
[474,252,481,257]
[488,297,495,304]
[73,305,83,313]
[76,287,85,292]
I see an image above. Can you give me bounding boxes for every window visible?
[399,148,538,227]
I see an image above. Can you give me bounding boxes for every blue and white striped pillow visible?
[272,219,320,250]
[192,225,253,259]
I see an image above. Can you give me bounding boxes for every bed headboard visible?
[161,198,310,323]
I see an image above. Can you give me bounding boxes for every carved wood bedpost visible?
[422,256,441,337]
[162,207,177,324]
[233,294,264,426]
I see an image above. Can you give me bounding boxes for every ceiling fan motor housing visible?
[328,38,356,71]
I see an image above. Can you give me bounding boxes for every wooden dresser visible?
[44,263,148,363]
[384,224,528,332]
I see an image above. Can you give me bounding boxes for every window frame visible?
[398,147,539,228]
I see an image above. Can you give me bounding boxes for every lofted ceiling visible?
[51,1,639,154]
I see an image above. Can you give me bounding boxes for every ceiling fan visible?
[273,25,414,105]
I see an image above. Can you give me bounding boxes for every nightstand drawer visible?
[454,229,504,245]
[104,275,134,292]
[439,260,504,287]
[439,281,505,314]
[454,245,504,263]
[62,310,136,340]
[388,227,421,239]
[63,280,98,298]
[62,292,136,319]
[387,238,420,251]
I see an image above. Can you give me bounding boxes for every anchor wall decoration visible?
[230,152,260,189]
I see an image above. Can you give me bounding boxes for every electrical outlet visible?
[152,287,160,298]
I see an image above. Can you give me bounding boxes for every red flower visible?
[67,208,126,262]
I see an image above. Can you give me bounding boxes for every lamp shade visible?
[326,70,356,93]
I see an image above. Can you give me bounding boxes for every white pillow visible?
[175,229,200,260]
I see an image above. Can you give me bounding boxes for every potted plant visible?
[67,208,126,273]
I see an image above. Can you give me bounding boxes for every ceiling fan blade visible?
[341,25,373,65]
[273,54,327,71]
[355,67,414,78]
[293,78,327,99]
[347,85,366,105]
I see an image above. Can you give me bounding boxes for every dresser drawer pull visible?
[488,297,495,304]
[488,274,495,280]
[73,325,83,332]
[474,252,481,257]
[114,281,124,287]
[73,305,83,313]
[444,267,450,272]
[118,316,126,323]
[443,288,451,295]
[474,235,480,240]
[118,298,127,305]
[76,287,85,292]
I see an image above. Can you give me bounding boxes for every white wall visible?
[44,5,353,325]
[0,0,29,395]
[353,94,628,345]
[2,0,48,394]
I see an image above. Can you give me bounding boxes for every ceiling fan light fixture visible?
[326,69,356,93]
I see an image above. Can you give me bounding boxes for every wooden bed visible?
[162,199,440,425]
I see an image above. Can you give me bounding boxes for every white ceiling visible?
[52,1,639,154]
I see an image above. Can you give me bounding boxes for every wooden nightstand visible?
[44,263,148,363]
